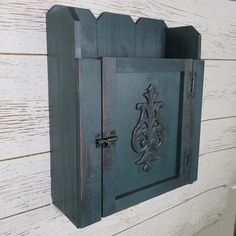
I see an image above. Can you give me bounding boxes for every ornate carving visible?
[131,84,164,172]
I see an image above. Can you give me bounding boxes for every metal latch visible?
[96,131,118,148]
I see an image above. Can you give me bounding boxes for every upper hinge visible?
[190,76,195,97]
[187,71,195,97]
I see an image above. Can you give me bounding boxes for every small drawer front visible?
[101,57,204,216]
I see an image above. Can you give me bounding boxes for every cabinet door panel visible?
[115,72,182,196]
[102,57,203,216]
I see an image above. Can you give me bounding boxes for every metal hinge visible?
[186,150,192,170]
[187,71,195,97]
[96,130,118,148]
[190,76,195,97]
[185,149,192,180]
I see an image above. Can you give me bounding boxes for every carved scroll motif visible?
[131,84,164,172]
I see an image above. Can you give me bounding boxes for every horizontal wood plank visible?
[0,185,230,235]
[0,56,236,160]
[0,55,49,160]
[116,187,227,236]
[0,0,236,59]
[0,148,235,232]
[202,60,236,121]
[200,117,236,156]
[0,153,50,219]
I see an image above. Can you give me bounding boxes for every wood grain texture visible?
[0,189,227,236]
[116,187,227,236]
[0,56,235,160]
[77,59,102,226]
[97,12,136,57]
[0,0,236,59]
[202,60,236,121]
[200,117,236,156]
[102,57,117,216]
[0,148,235,235]
[136,18,166,57]
[46,6,81,227]
[0,55,49,160]
[0,153,50,219]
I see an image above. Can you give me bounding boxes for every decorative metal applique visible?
[131,84,164,172]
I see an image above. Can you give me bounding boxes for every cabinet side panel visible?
[77,59,102,227]
[165,26,201,59]
[46,6,78,226]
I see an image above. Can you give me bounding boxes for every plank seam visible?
[0,52,47,56]
[193,218,221,236]
[0,146,235,165]
[201,115,236,123]
[0,185,227,229]
[199,147,236,158]
[0,52,236,61]
[0,204,51,221]
[203,58,236,61]
[113,185,227,236]
[0,151,50,162]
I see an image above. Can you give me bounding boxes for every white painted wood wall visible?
[0,0,236,235]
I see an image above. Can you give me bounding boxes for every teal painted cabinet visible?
[47,5,204,228]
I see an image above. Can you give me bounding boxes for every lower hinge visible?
[185,149,192,181]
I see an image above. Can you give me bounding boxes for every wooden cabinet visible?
[47,5,204,228]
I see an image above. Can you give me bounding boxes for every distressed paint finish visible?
[101,57,204,215]
[0,0,236,235]
[76,59,102,226]
[47,6,79,227]
[0,153,50,219]
[47,6,102,227]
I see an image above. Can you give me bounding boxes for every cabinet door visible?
[102,57,204,216]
